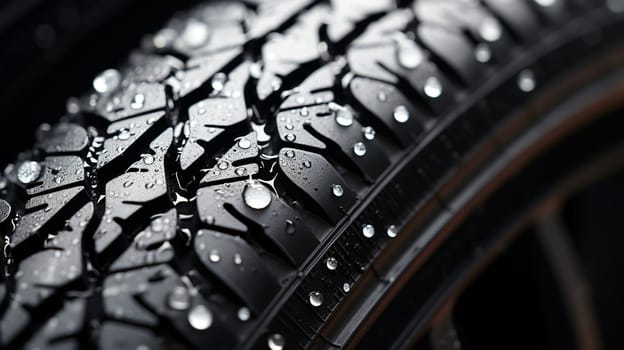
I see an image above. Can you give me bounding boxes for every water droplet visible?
[93,69,121,94]
[267,333,285,350]
[353,142,367,157]
[332,184,344,198]
[143,154,155,165]
[343,283,351,293]
[123,180,134,188]
[238,307,251,321]
[474,43,492,63]
[17,161,42,184]
[188,304,213,330]
[423,76,442,98]
[249,62,263,79]
[330,103,353,127]
[211,72,227,91]
[518,69,536,92]
[535,0,556,6]
[479,17,502,42]
[217,161,229,170]
[285,133,296,142]
[607,0,624,12]
[118,128,131,140]
[242,181,272,210]
[362,224,375,238]
[235,167,247,176]
[325,257,338,270]
[285,219,296,235]
[302,160,312,168]
[209,249,221,263]
[151,218,164,232]
[54,177,63,184]
[308,291,324,307]
[238,137,252,149]
[362,126,376,140]
[234,253,243,265]
[284,150,295,158]
[168,286,190,310]
[396,41,424,70]
[393,105,410,123]
[386,225,398,238]
[181,20,210,48]
[377,91,387,102]
[130,93,145,109]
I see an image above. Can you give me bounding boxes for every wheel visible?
[0,0,623,349]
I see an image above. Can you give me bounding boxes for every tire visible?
[0,0,623,349]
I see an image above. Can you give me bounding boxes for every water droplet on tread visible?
[181,20,210,48]
[518,69,536,92]
[242,181,272,210]
[211,72,227,92]
[386,225,398,238]
[332,184,344,198]
[168,286,190,310]
[17,161,42,184]
[188,304,213,330]
[130,93,145,109]
[238,307,251,322]
[325,257,338,270]
[362,126,376,140]
[267,333,285,350]
[393,105,410,123]
[285,220,296,235]
[308,291,324,307]
[479,17,502,42]
[362,224,375,238]
[353,142,367,157]
[423,77,443,98]
[93,69,121,94]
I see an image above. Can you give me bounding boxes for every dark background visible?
[0,0,200,166]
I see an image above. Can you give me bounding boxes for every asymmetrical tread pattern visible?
[0,0,620,349]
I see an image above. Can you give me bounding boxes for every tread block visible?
[349,77,427,146]
[278,148,357,223]
[348,41,457,115]
[124,53,184,84]
[194,229,280,314]
[25,156,85,196]
[94,129,172,254]
[199,132,259,185]
[180,48,242,98]
[15,203,93,307]
[36,123,89,154]
[138,266,238,349]
[197,179,319,266]
[103,266,166,327]
[276,103,390,181]
[180,63,250,170]
[0,302,30,347]
[484,0,541,42]
[246,0,315,40]
[25,299,85,349]
[97,111,166,170]
[84,82,168,122]
[11,186,85,249]
[255,5,326,100]
[417,25,485,85]
[98,322,165,350]
[110,209,177,272]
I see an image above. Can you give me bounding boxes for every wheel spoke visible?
[536,212,602,350]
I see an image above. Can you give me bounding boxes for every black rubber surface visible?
[0,0,622,349]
